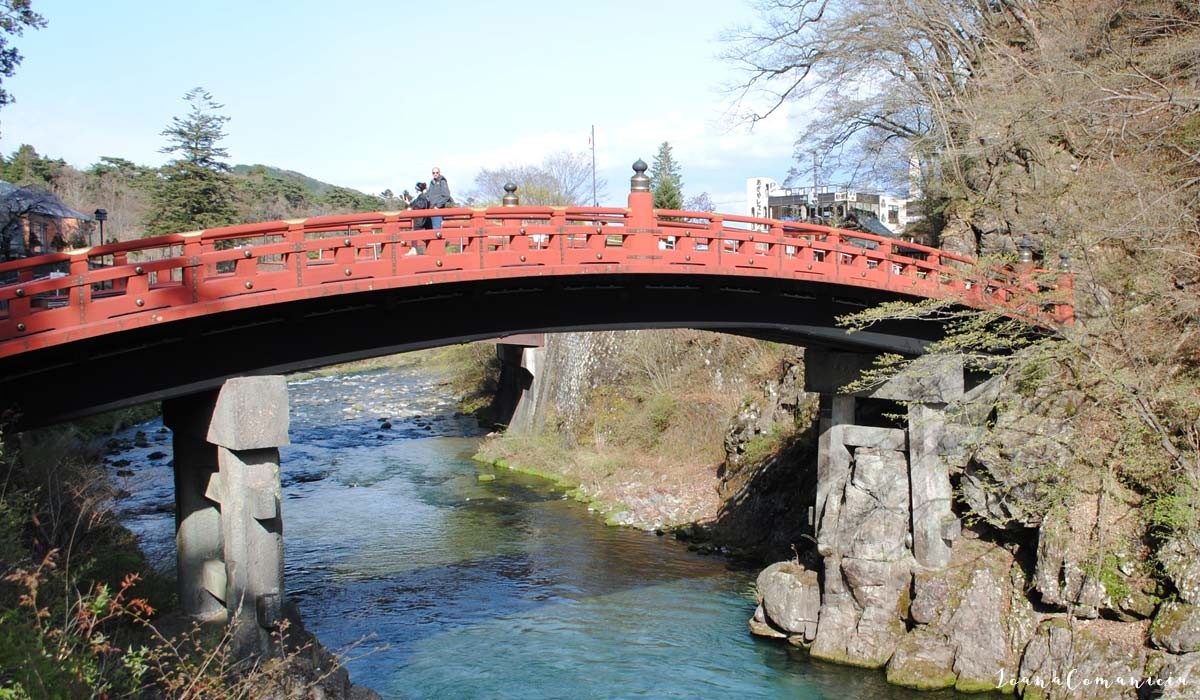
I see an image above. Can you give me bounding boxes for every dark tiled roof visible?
[0,180,91,221]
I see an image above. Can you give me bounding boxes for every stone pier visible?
[799,352,965,666]
[806,351,963,570]
[163,375,289,658]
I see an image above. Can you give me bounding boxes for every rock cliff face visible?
[751,367,1195,697]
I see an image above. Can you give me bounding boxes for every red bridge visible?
[0,161,1071,426]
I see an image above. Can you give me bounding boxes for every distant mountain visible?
[232,164,353,197]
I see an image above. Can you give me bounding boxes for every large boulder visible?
[1035,507,1106,617]
[1152,602,1200,654]
[1145,651,1200,699]
[753,561,820,642]
[1017,619,1147,700]
[948,566,1037,692]
[910,569,951,625]
[959,371,1077,532]
[1161,536,1200,605]
[886,538,1037,694]
[886,628,957,690]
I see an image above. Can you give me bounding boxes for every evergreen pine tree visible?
[145,88,238,236]
[649,141,684,210]
[654,176,684,210]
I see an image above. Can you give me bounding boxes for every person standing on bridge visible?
[427,166,452,229]
[410,181,432,232]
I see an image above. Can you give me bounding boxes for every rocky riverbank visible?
[746,365,1200,699]
[473,329,816,559]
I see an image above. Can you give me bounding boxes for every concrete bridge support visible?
[494,335,544,432]
[807,352,963,570]
[163,376,289,658]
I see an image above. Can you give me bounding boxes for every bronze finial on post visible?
[1018,235,1034,265]
[630,159,651,192]
[502,182,519,207]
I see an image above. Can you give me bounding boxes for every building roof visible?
[0,181,92,221]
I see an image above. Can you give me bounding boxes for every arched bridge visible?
[0,161,1072,425]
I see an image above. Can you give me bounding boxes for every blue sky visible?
[0,0,811,212]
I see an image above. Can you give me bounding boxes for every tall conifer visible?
[649,142,684,210]
[145,88,238,236]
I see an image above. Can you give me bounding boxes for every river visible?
[107,364,981,699]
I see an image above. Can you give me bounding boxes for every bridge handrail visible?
[0,205,1058,291]
[0,174,1074,356]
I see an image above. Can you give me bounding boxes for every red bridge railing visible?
[0,162,1072,359]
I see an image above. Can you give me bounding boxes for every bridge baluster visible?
[69,251,91,316]
[1054,252,1075,325]
[708,215,724,266]
[550,209,566,255]
[334,234,356,266]
[7,268,32,323]
[181,234,203,298]
[113,251,128,292]
[826,232,842,280]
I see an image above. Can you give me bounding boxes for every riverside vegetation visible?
[0,406,389,698]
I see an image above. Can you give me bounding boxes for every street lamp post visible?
[93,208,107,247]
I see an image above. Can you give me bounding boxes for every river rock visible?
[810,447,912,668]
[1034,506,1105,617]
[887,538,1037,694]
[886,628,957,690]
[1153,602,1200,654]
[754,561,820,641]
[749,604,788,639]
[1147,651,1200,699]
[247,605,384,700]
[948,567,1035,692]
[1016,619,1147,700]
[910,570,951,625]
[1161,535,1200,605]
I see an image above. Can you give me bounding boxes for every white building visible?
[746,177,779,221]
[746,178,918,239]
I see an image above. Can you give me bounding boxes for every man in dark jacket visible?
[426,167,452,229]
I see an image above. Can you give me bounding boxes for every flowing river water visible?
[107,364,981,699]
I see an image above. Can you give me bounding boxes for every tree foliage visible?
[0,0,45,116]
[0,143,62,186]
[144,88,238,235]
[648,141,682,190]
[654,174,683,211]
[472,150,605,206]
[649,141,684,209]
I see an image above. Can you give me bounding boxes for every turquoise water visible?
[111,366,979,700]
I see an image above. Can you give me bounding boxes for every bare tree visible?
[723,0,1044,194]
[472,150,607,206]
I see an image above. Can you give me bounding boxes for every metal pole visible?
[591,125,597,207]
